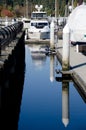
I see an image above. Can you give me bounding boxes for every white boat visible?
[27,5,50,40]
[67,3,86,44]
[21,17,30,29]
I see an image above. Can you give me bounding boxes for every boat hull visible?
[28,31,50,40]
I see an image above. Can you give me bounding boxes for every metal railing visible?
[0,21,23,55]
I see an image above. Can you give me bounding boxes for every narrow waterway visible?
[18,44,86,130]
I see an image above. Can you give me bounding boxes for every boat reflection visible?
[31,52,46,67]
[28,44,49,68]
[28,43,57,82]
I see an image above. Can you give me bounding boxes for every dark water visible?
[18,44,86,130]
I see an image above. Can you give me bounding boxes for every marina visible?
[0,1,86,130]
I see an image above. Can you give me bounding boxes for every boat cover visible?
[66,3,86,42]
[67,4,86,31]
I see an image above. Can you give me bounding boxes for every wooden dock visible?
[56,39,86,98]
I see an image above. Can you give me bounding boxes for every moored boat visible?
[26,5,50,40]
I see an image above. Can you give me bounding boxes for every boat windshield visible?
[31,13,47,19]
[31,22,48,28]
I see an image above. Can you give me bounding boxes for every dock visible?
[0,22,25,69]
[25,38,50,44]
[56,39,86,98]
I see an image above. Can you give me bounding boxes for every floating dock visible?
[25,38,50,44]
[56,39,86,99]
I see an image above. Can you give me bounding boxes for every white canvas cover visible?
[67,3,86,42]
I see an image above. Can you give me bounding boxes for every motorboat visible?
[27,5,50,40]
[28,20,50,39]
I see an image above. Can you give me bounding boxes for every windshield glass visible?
[31,22,48,28]
[31,13,47,19]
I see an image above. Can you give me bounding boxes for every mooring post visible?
[25,28,29,40]
[5,16,8,26]
[50,20,55,49]
[62,24,70,71]
[76,44,79,53]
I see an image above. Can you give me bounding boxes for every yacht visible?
[27,5,50,40]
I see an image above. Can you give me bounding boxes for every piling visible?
[76,44,79,53]
[62,24,70,71]
[5,16,8,26]
[50,20,55,49]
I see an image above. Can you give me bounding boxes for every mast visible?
[55,0,59,18]
[71,0,74,9]
[25,0,28,18]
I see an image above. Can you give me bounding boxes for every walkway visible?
[56,39,86,97]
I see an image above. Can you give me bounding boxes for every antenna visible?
[35,5,43,12]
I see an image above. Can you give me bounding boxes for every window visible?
[31,22,48,28]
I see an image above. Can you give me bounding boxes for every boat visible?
[21,17,30,29]
[26,5,50,40]
[67,3,86,45]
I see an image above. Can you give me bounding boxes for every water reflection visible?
[28,44,49,68]
[27,44,70,127]
[56,72,86,128]
[50,54,55,82]
[31,52,46,67]
[28,43,57,82]
[27,43,86,128]
[18,44,86,130]
[62,79,69,127]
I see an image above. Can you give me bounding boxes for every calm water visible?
[18,44,86,130]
